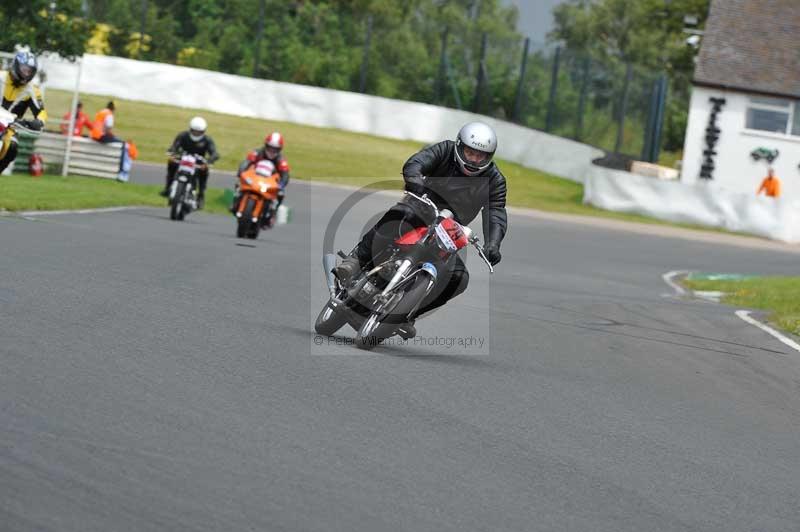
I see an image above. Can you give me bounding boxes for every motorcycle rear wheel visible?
[314,298,349,337]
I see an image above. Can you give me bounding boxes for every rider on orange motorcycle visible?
[233,131,290,213]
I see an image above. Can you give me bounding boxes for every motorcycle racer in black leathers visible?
[335,122,507,338]
[160,116,219,208]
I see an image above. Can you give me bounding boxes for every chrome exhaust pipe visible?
[323,253,338,298]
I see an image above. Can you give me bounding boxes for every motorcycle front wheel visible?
[355,312,383,350]
[354,273,434,350]
[237,197,256,238]
[170,182,185,221]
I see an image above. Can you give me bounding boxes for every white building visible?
[681,0,800,200]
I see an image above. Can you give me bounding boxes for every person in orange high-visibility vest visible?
[91,100,129,178]
[60,101,92,136]
[91,101,122,143]
[757,168,781,198]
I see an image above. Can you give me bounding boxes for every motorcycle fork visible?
[378,240,431,298]
[251,198,264,220]
[236,192,251,216]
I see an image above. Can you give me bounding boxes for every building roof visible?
[694,0,800,98]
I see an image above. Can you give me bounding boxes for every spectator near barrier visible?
[91,100,122,143]
[89,100,138,181]
[60,101,92,136]
[757,168,781,198]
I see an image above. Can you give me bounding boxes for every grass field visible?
[684,276,800,335]
[0,174,231,215]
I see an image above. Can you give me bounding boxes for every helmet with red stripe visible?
[264,132,284,154]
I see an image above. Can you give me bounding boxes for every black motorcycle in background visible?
[168,153,206,221]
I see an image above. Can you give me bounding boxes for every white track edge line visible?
[662,270,689,296]
[735,310,800,353]
[6,206,142,217]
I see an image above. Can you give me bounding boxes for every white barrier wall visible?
[681,86,800,200]
[584,164,800,242]
[40,54,601,182]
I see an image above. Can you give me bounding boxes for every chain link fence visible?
[368,37,675,163]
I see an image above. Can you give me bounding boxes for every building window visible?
[745,96,800,136]
[792,103,800,136]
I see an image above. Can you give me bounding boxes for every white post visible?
[62,56,83,177]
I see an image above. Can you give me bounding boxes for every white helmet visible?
[454,121,497,176]
[189,116,207,142]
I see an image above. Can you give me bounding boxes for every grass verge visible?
[0,174,231,215]
[683,276,800,335]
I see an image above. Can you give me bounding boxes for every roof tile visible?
[694,0,800,98]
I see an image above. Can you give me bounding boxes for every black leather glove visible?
[483,244,502,266]
[403,175,426,195]
[20,118,44,131]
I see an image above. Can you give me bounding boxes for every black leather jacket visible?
[402,140,508,248]
[168,131,220,164]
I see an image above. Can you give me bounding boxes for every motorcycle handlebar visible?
[405,191,494,274]
[167,153,210,168]
[7,120,43,136]
[404,191,440,217]
[473,241,495,274]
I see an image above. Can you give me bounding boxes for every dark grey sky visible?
[502,0,565,46]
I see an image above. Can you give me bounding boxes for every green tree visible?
[550,0,711,153]
[0,0,90,58]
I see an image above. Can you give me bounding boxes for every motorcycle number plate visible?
[434,222,458,252]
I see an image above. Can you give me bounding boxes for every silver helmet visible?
[454,121,497,176]
[10,51,38,86]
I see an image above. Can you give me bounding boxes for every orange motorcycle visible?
[235,159,281,239]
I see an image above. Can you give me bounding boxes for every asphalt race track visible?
[2,167,800,531]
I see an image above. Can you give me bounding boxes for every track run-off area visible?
[2,165,800,531]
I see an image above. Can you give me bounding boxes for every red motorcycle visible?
[315,192,494,350]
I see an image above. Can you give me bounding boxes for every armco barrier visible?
[583,163,800,243]
[30,133,122,179]
[39,54,602,184]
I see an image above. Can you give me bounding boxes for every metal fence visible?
[367,37,674,163]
